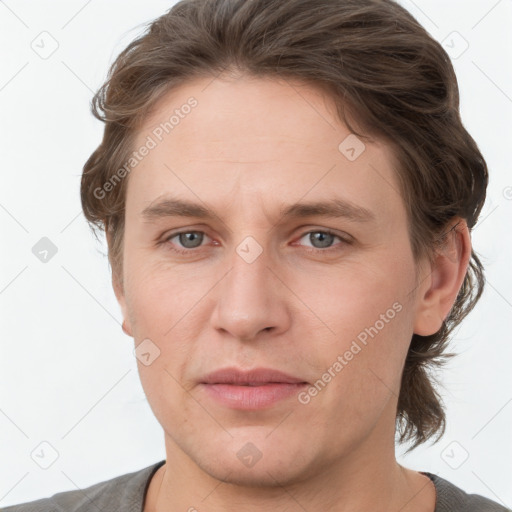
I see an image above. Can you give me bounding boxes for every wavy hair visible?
[80,0,488,451]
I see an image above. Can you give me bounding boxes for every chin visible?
[198,456,310,488]
[187,433,323,489]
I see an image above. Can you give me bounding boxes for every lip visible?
[199,367,308,410]
[201,367,307,385]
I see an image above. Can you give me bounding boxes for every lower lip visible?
[200,383,308,409]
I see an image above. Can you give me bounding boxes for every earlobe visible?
[413,219,471,336]
[122,319,133,336]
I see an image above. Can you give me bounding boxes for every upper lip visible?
[201,367,307,385]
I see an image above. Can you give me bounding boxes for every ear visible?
[112,272,133,336]
[107,230,133,337]
[413,218,472,336]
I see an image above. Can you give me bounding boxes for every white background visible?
[0,0,511,508]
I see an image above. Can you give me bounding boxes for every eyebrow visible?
[141,196,375,224]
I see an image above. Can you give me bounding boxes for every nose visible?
[210,240,291,342]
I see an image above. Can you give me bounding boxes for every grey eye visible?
[177,231,204,249]
[303,231,338,249]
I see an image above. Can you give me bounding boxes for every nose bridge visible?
[211,232,289,340]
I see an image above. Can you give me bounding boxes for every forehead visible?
[128,75,404,225]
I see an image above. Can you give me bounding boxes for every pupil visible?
[180,232,203,248]
[311,232,333,248]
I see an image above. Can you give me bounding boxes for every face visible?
[117,74,424,486]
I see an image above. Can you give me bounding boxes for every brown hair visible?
[81,0,488,452]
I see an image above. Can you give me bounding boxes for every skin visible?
[112,73,471,512]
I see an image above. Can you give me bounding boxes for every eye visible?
[295,229,350,252]
[161,228,351,256]
[163,230,212,254]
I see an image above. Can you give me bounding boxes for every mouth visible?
[199,367,308,410]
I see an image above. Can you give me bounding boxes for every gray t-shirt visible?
[1,460,510,511]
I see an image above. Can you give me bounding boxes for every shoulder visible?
[1,460,165,512]
[422,472,511,512]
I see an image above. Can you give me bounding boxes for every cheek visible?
[297,255,416,410]
[125,257,205,337]
[127,273,198,433]
[297,253,416,342]
[124,259,213,395]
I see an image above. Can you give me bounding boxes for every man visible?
[4,0,509,511]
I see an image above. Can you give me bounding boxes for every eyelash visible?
[160,229,351,256]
